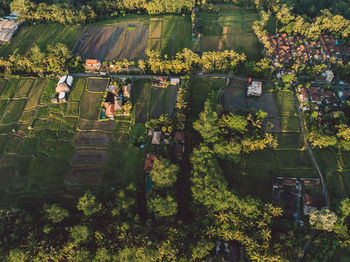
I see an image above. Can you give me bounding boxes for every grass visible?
[190,77,226,121]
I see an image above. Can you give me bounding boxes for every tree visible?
[123,101,132,115]
[150,158,179,188]
[147,194,178,217]
[193,100,220,144]
[69,225,91,244]
[77,191,102,216]
[309,208,338,231]
[43,204,69,223]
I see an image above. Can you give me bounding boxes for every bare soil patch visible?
[79,91,104,120]
[71,149,108,166]
[73,21,148,61]
[149,21,162,38]
[247,92,279,118]
[105,24,126,61]
[75,131,110,147]
[66,166,102,186]
[86,78,109,93]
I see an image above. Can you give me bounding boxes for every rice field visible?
[0,77,136,205]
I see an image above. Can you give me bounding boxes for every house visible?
[151,131,161,145]
[123,84,132,97]
[298,87,308,103]
[84,59,101,71]
[170,77,180,86]
[247,81,262,96]
[114,98,123,110]
[174,131,185,142]
[104,102,115,119]
[152,76,168,87]
[144,153,158,172]
[0,17,20,44]
[303,194,325,215]
[56,75,73,93]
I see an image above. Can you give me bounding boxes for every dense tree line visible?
[289,0,350,20]
[10,0,196,24]
[0,43,81,77]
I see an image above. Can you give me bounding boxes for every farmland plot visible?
[80,91,104,120]
[13,79,34,99]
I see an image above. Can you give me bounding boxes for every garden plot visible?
[71,149,108,166]
[74,131,110,148]
[0,78,7,94]
[86,78,109,93]
[275,133,302,149]
[66,166,103,186]
[73,21,149,61]
[79,91,105,120]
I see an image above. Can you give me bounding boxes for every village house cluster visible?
[269,33,350,66]
[0,12,20,44]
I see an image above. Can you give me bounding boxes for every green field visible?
[197,6,261,60]
[147,15,192,56]
[133,78,180,123]
[0,24,82,57]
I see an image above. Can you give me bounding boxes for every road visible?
[290,86,329,207]
[70,72,272,82]
[291,85,330,262]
